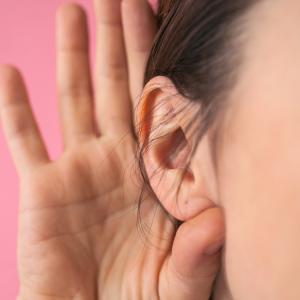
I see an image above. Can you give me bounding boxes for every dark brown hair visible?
[136,0,259,236]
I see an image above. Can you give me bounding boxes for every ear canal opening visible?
[155,126,191,170]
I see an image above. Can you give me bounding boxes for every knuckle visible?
[99,65,128,82]
[0,65,22,92]
[59,83,92,100]
[0,99,33,141]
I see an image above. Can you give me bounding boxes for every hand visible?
[0,1,224,299]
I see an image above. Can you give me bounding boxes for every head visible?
[137,0,300,299]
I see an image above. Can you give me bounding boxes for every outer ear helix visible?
[137,88,159,145]
[136,75,180,144]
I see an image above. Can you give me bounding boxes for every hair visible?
[135,2,260,297]
[136,0,259,239]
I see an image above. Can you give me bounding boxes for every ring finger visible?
[94,0,132,136]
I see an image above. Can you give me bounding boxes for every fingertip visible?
[56,2,89,51]
[172,207,225,278]
[56,2,87,22]
[160,208,225,299]
[196,207,225,242]
[177,207,225,250]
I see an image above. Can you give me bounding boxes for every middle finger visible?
[57,4,95,148]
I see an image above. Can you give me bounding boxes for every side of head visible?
[136,0,258,221]
[137,1,300,299]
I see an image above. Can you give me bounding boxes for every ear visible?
[136,76,218,221]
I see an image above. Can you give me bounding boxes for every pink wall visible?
[0,0,156,298]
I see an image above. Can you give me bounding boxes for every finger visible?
[0,66,49,175]
[159,207,225,300]
[56,4,95,147]
[94,0,132,135]
[122,0,157,105]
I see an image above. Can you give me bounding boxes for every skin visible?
[140,0,300,299]
[213,1,300,299]
[0,1,225,299]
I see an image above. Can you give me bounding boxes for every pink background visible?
[0,0,156,298]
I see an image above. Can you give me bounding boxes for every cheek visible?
[216,108,300,299]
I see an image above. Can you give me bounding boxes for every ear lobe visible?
[138,76,217,221]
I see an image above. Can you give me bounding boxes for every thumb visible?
[159,207,225,300]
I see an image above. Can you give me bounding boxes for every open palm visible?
[0,1,224,299]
